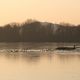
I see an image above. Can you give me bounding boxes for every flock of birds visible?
[0,45,78,53]
[3,45,77,53]
[6,48,54,53]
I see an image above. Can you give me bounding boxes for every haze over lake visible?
[0,42,80,80]
[0,0,80,79]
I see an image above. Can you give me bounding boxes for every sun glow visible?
[0,0,80,25]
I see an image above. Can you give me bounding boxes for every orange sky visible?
[0,0,80,25]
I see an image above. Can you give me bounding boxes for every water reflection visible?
[0,42,80,63]
[1,50,54,63]
[0,48,80,64]
[0,43,80,80]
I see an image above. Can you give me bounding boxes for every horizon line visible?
[0,19,79,26]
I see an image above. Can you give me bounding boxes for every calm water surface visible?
[0,43,80,80]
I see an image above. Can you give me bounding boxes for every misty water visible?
[0,43,80,80]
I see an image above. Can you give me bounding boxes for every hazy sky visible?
[0,0,80,25]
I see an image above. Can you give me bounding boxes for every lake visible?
[0,43,80,80]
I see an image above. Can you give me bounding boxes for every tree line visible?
[0,19,80,42]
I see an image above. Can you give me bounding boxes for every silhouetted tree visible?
[0,19,80,42]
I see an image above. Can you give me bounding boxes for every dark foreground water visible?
[0,43,80,80]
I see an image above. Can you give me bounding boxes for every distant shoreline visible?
[0,20,80,42]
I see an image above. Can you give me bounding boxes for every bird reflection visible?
[0,48,54,63]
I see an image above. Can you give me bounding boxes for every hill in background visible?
[0,19,80,42]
